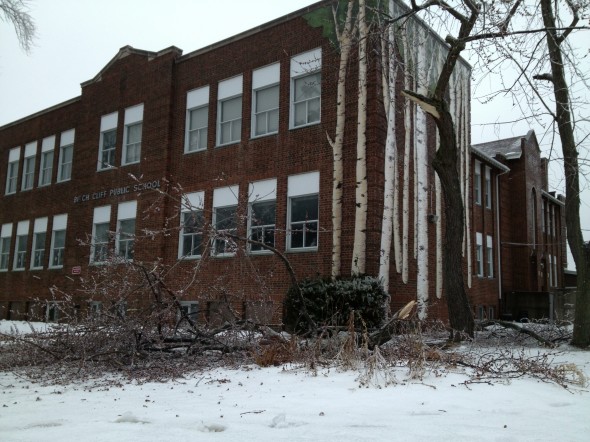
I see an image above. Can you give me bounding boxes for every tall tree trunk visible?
[540,0,590,347]
[378,0,398,293]
[329,0,355,279]
[352,0,368,275]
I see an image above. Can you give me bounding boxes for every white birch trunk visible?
[329,0,355,279]
[401,26,413,285]
[351,0,368,275]
[378,6,398,292]
[415,28,430,320]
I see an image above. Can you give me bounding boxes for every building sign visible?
[71,266,82,275]
[73,179,161,204]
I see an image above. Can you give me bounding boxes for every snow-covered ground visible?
[1,320,589,442]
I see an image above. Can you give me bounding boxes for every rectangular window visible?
[486,235,493,278]
[541,200,546,233]
[217,75,243,146]
[179,191,205,259]
[287,172,319,250]
[122,104,143,165]
[484,166,491,209]
[117,201,136,260]
[0,223,12,271]
[13,220,29,270]
[185,86,209,153]
[50,214,67,268]
[474,161,482,205]
[475,232,483,277]
[38,136,55,187]
[248,179,276,252]
[31,217,48,270]
[252,63,280,137]
[178,301,199,323]
[5,147,20,195]
[57,129,74,182]
[91,206,111,263]
[46,302,60,322]
[22,142,37,191]
[291,48,321,128]
[212,185,239,256]
[98,112,118,170]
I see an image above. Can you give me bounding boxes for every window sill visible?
[30,267,44,271]
[215,141,240,148]
[286,247,318,254]
[211,253,236,259]
[97,167,115,172]
[289,121,320,130]
[178,255,202,261]
[56,178,71,184]
[184,147,207,155]
[122,161,140,167]
[250,131,278,140]
[48,266,64,270]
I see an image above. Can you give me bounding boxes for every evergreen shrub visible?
[284,275,388,333]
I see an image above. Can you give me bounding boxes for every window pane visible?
[268,108,279,133]
[182,211,204,257]
[190,107,208,129]
[294,73,321,101]
[256,86,279,113]
[59,145,73,181]
[216,206,236,231]
[33,232,46,268]
[221,97,242,121]
[291,195,318,222]
[251,201,275,226]
[40,151,54,186]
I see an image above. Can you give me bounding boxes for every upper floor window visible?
[14,220,29,270]
[484,166,491,209]
[5,147,20,195]
[287,171,319,251]
[98,112,118,170]
[475,232,483,277]
[474,160,482,206]
[21,142,37,191]
[0,223,12,271]
[252,63,280,137]
[217,75,243,146]
[49,214,68,268]
[185,86,209,153]
[212,185,239,256]
[31,217,48,270]
[248,179,277,252]
[39,136,55,187]
[486,235,493,278]
[57,129,74,182]
[91,205,111,263]
[179,191,205,259]
[116,201,136,260]
[290,48,321,128]
[122,104,143,165]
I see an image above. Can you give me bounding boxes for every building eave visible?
[471,146,511,172]
[541,189,565,206]
[0,96,81,131]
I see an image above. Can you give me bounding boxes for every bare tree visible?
[0,0,36,53]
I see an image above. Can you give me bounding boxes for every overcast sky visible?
[1,0,588,252]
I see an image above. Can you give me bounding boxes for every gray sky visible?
[1,0,588,262]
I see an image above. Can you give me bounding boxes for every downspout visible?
[495,168,510,301]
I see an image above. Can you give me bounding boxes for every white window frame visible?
[31,217,48,270]
[38,136,55,187]
[122,104,143,165]
[5,147,20,195]
[91,205,111,264]
[484,166,491,209]
[248,179,277,253]
[252,63,280,138]
[185,86,209,153]
[475,232,483,277]
[0,223,12,271]
[21,142,37,191]
[46,301,61,322]
[217,75,243,146]
[178,191,205,259]
[177,301,199,323]
[486,234,493,278]
[57,129,75,182]
[287,171,319,251]
[49,214,67,269]
[116,201,137,260]
[98,112,118,170]
[474,160,482,206]
[212,185,239,257]
[13,220,29,271]
[290,48,322,129]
